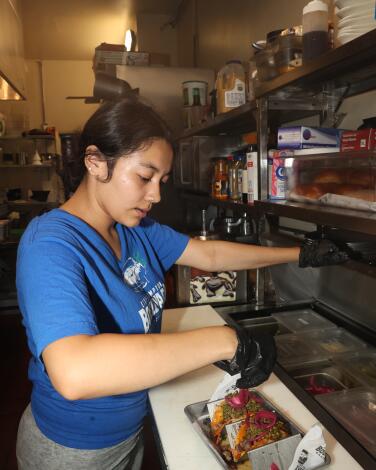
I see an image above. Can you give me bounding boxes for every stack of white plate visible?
[335,0,376,45]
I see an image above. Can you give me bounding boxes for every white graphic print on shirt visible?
[123,257,165,332]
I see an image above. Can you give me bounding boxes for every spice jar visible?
[211,157,228,200]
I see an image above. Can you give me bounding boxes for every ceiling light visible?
[125,29,136,52]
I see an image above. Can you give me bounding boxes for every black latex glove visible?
[299,231,351,268]
[215,325,276,388]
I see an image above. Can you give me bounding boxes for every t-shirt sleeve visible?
[140,218,189,271]
[17,238,99,361]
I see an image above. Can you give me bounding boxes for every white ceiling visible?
[21,0,181,60]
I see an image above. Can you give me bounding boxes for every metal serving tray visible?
[184,391,331,469]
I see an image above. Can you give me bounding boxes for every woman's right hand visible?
[216,325,276,388]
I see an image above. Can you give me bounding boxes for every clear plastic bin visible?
[289,361,362,396]
[336,351,376,387]
[285,150,376,212]
[276,333,329,367]
[309,328,369,356]
[317,388,376,458]
[272,309,335,333]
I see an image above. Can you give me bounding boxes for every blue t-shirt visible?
[16,208,189,449]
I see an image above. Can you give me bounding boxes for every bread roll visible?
[313,169,344,184]
[335,185,375,202]
[293,183,332,199]
[348,170,372,188]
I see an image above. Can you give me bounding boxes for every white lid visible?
[303,0,328,15]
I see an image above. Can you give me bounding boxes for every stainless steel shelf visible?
[179,191,259,216]
[256,200,376,236]
[255,29,376,99]
[178,101,257,139]
[177,101,319,140]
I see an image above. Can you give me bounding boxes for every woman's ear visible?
[84,146,108,179]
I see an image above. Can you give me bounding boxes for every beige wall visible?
[117,64,215,135]
[177,0,196,67]
[177,0,308,71]
[23,60,100,134]
[178,0,333,71]
[137,13,178,66]
[22,0,137,60]
[39,60,99,133]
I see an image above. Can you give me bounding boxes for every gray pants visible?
[16,404,144,470]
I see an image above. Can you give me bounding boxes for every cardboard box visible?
[277,126,342,149]
[340,129,376,152]
[94,43,169,68]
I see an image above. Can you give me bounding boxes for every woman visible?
[15,98,345,469]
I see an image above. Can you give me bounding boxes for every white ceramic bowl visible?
[337,32,363,45]
[338,26,375,36]
[335,0,375,9]
[336,5,375,19]
[337,27,373,41]
[338,15,376,28]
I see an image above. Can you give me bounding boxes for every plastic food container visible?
[285,150,376,213]
[317,388,376,458]
[289,361,361,396]
[182,80,208,106]
[276,333,329,367]
[274,33,303,73]
[254,46,279,82]
[309,328,369,356]
[336,351,376,387]
[272,309,335,333]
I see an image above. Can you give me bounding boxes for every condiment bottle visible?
[302,0,329,62]
[241,153,249,204]
[227,154,241,201]
[211,157,228,200]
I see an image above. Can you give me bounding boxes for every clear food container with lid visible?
[272,309,335,333]
[316,388,376,459]
[309,328,369,357]
[276,332,330,367]
[285,150,376,212]
[335,350,376,387]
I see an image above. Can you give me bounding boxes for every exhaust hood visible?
[0,71,25,100]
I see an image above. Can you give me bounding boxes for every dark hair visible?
[63,98,174,193]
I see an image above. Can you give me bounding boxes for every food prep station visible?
[149,305,366,470]
[216,299,376,468]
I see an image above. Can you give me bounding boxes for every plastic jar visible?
[182,81,208,106]
[216,60,246,114]
[302,0,329,62]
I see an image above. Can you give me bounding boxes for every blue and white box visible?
[277,126,342,149]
